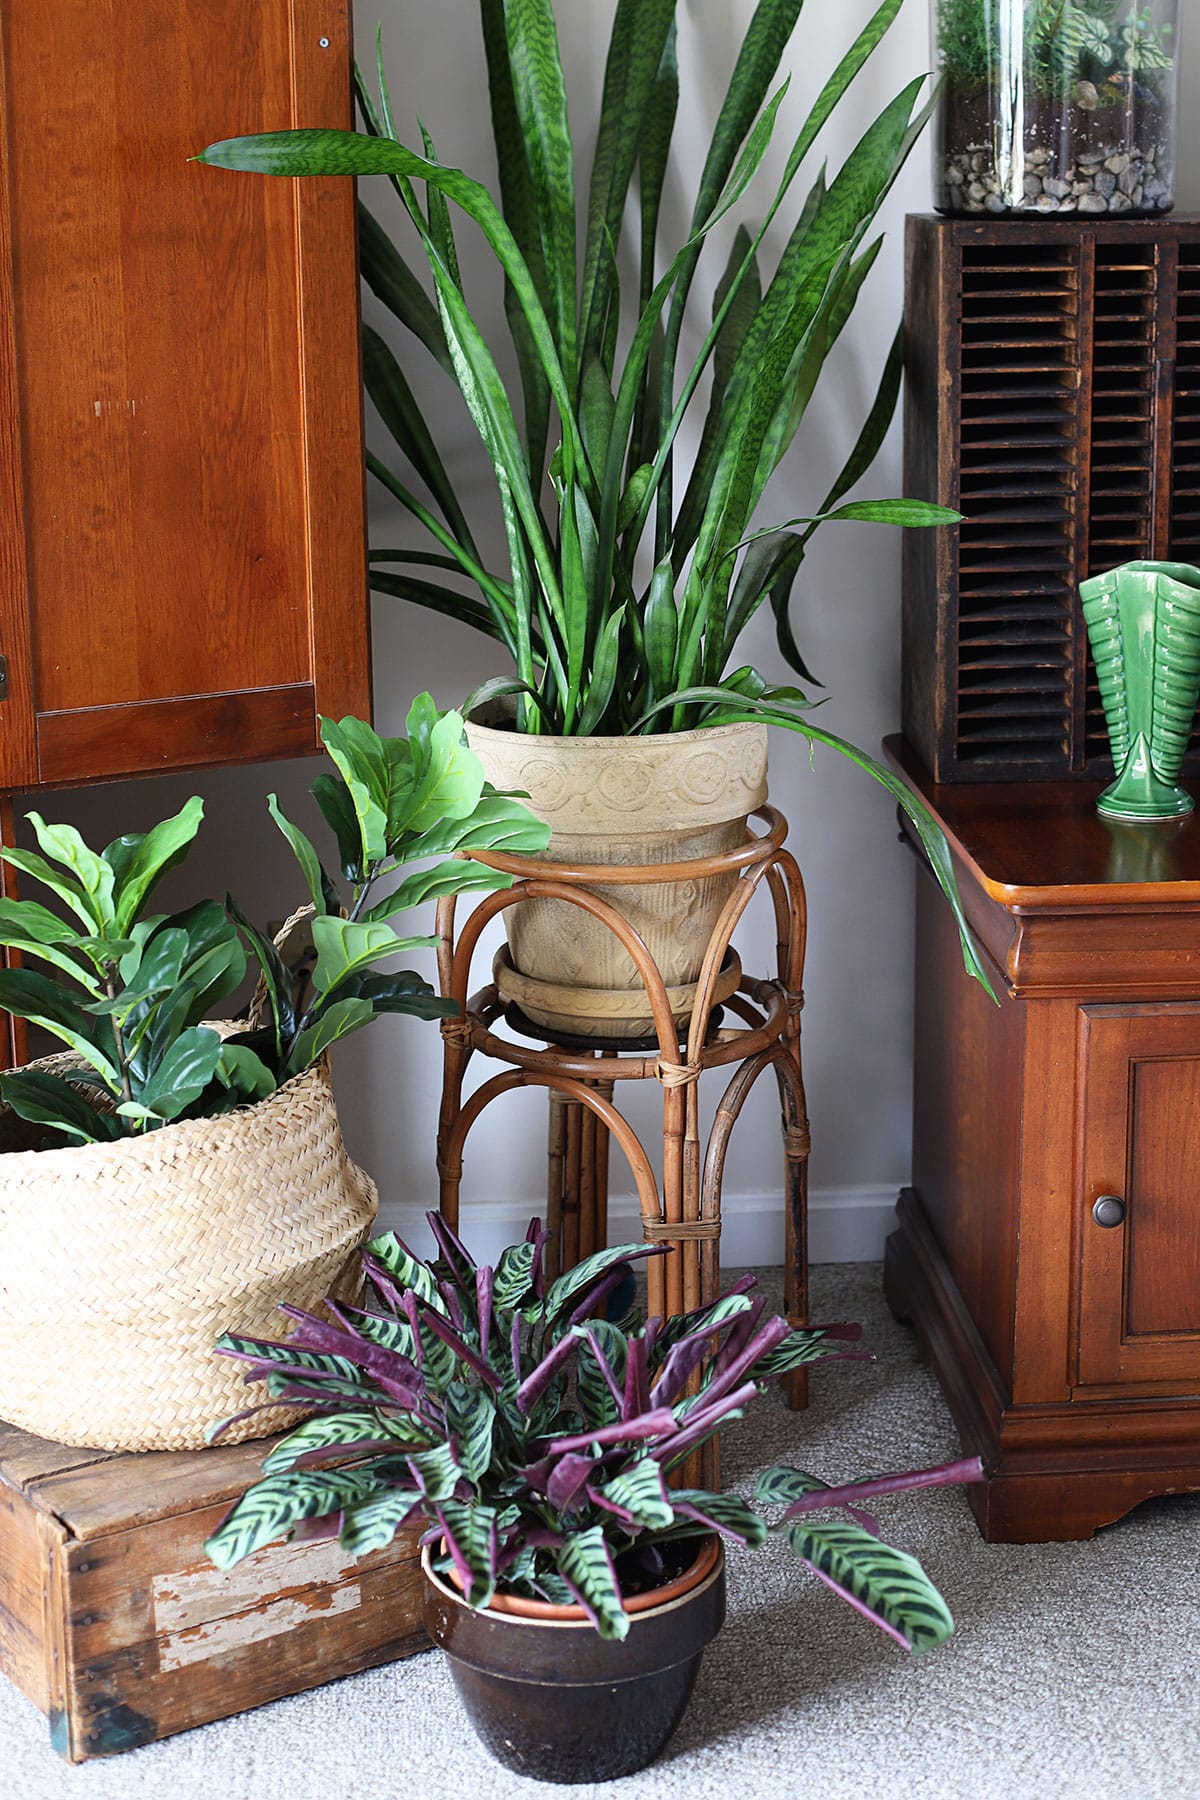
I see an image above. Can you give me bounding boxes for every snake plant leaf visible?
[573,602,626,736]
[340,1487,426,1557]
[106,796,206,937]
[260,1409,423,1475]
[579,0,675,368]
[557,1525,627,1640]
[635,16,677,307]
[368,570,512,648]
[0,1069,122,1144]
[480,0,553,478]
[205,1467,388,1570]
[670,1488,769,1547]
[358,199,453,375]
[786,1517,955,1653]
[503,0,577,390]
[362,324,480,561]
[417,122,464,294]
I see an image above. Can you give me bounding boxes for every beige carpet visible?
[4,1263,1198,1800]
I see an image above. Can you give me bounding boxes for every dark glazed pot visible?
[421,1537,725,1784]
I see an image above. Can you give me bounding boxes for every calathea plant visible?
[205,1216,981,1648]
[196,0,995,999]
[0,697,549,1146]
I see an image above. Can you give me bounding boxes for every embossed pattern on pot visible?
[465,717,769,1041]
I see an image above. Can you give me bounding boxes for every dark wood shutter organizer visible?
[902,213,1200,783]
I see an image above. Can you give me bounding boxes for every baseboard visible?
[373,1186,898,1268]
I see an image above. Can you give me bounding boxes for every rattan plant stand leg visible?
[434,808,812,1456]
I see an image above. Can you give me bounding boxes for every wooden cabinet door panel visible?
[1077,1004,1200,1388]
[0,0,369,788]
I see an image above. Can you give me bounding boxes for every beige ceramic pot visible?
[464,713,769,1042]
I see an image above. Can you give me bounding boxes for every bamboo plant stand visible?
[434,807,811,1407]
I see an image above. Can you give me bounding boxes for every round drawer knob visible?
[1092,1194,1127,1229]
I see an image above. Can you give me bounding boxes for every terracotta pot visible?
[421,1537,725,1783]
[465,712,768,1042]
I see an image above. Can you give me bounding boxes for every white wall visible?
[24,1,1200,1264]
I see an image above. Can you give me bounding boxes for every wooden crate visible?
[0,1421,426,1761]
[902,212,1200,782]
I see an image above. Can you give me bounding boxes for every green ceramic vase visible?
[1079,560,1200,822]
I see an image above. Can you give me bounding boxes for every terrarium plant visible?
[196,0,995,1001]
[0,696,550,1147]
[206,1215,980,1648]
[933,0,1178,215]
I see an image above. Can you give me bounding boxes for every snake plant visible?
[196,0,996,998]
[205,1214,981,1647]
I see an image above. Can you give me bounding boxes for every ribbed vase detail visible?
[1080,560,1200,820]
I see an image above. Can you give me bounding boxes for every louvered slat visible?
[953,243,1078,763]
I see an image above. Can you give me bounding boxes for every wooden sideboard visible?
[883,735,1200,1542]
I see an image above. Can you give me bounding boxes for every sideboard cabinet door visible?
[1076,1003,1200,1391]
[0,0,369,790]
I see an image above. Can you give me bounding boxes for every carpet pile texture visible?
[4,1262,1196,1799]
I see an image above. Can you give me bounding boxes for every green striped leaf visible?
[671,1488,767,1546]
[407,1440,461,1503]
[358,200,452,374]
[436,1498,499,1605]
[444,1383,496,1486]
[595,1458,673,1531]
[653,1292,754,1353]
[368,1233,445,1309]
[340,1487,425,1557]
[215,1335,359,1383]
[786,1517,955,1654]
[557,1525,627,1640]
[205,1467,386,1569]
[579,0,676,366]
[504,0,577,389]
[492,1239,538,1312]
[261,1410,425,1475]
[544,1242,649,1321]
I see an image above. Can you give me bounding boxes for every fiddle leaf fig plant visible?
[195,0,997,1002]
[205,1214,982,1648]
[0,698,550,1146]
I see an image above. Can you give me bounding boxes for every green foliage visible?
[204,1215,980,1650]
[0,700,550,1148]
[195,3,997,1002]
[936,0,1175,97]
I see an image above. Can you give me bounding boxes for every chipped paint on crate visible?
[153,1537,362,1671]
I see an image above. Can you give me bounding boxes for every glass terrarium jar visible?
[932,0,1179,216]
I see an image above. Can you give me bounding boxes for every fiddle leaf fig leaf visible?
[135,1025,224,1120]
[108,797,206,935]
[0,1070,122,1144]
[216,1041,276,1103]
[285,997,375,1074]
[25,814,116,929]
[310,916,423,997]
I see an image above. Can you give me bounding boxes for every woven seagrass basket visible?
[0,1055,377,1451]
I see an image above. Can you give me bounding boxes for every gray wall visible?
[24,1,1200,1260]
